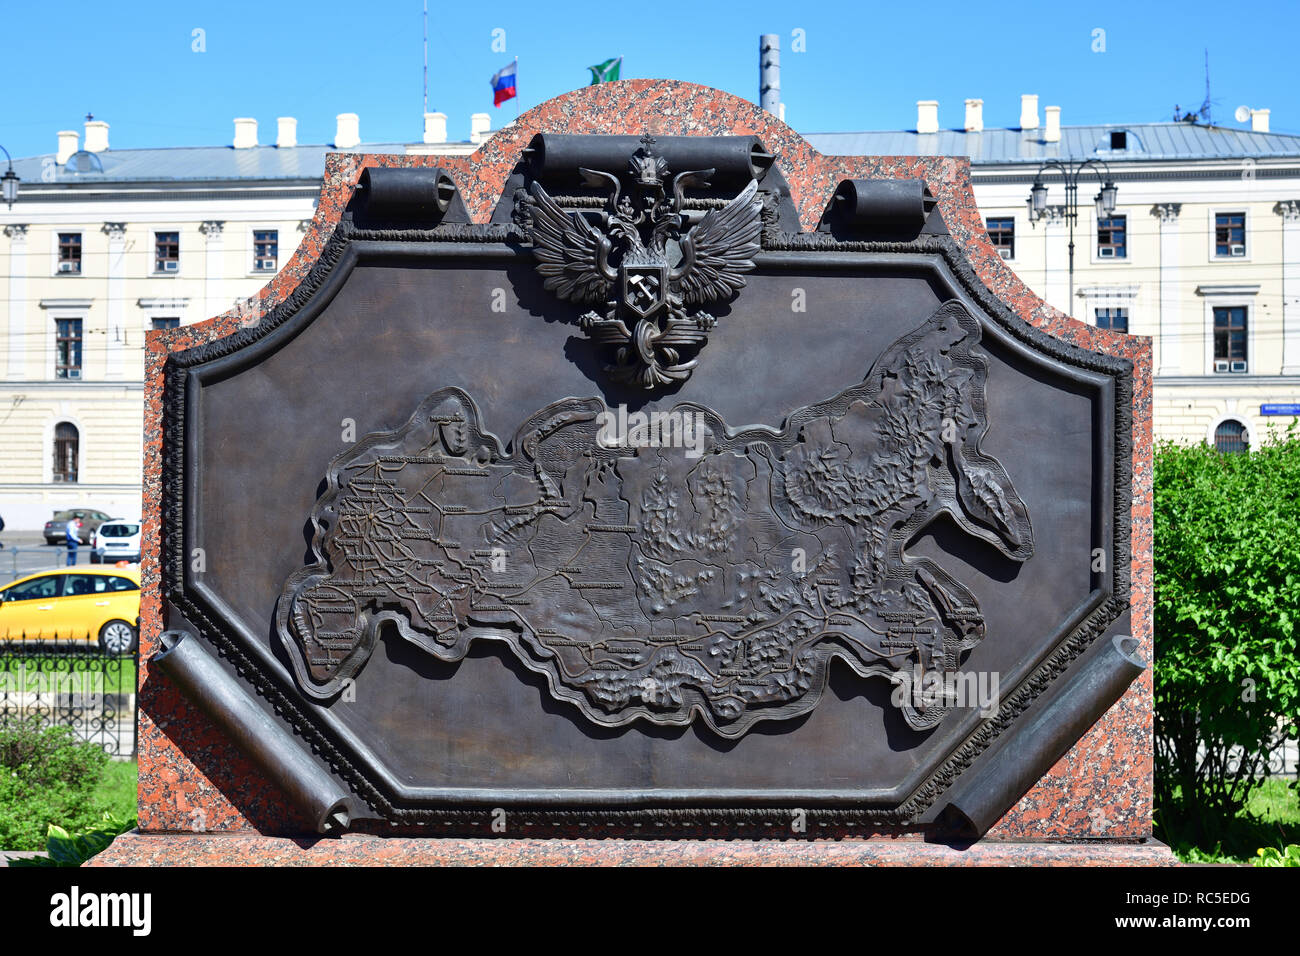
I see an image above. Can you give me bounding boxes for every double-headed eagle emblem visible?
[526,134,763,389]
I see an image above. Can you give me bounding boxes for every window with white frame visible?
[253,229,278,272]
[1214,212,1246,258]
[1095,307,1129,333]
[986,218,1015,259]
[1197,284,1258,376]
[55,318,83,379]
[1212,306,1248,372]
[57,233,82,274]
[1097,215,1127,259]
[1077,286,1139,337]
[154,231,180,273]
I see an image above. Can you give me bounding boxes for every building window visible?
[986,218,1015,259]
[1214,212,1246,257]
[155,231,179,272]
[253,230,278,272]
[1095,307,1129,333]
[1214,419,1249,454]
[151,317,180,331]
[1097,216,1126,258]
[57,233,82,274]
[55,318,83,379]
[53,422,79,482]
[1213,306,1248,372]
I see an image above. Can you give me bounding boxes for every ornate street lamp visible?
[0,145,19,208]
[1026,159,1116,305]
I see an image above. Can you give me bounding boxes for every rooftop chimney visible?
[423,112,447,145]
[334,113,360,149]
[470,112,491,145]
[84,119,109,153]
[57,130,79,164]
[916,100,939,135]
[760,34,780,115]
[1251,108,1270,133]
[964,99,984,132]
[1044,105,1061,142]
[233,117,258,149]
[276,117,297,148]
[1020,94,1039,131]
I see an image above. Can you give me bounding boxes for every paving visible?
[2,530,106,583]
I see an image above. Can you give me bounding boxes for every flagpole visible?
[422,0,428,115]
[514,56,520,125]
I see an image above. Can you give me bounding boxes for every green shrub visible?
[1154,424,1300,850]
[1252,844,1300,867]
[0,722,113,852]
[9,812,135,867]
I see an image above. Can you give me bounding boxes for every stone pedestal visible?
[92,833,1173,867]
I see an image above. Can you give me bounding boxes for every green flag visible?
[588,56,622,85]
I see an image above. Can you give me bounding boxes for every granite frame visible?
[133,81,1155,847]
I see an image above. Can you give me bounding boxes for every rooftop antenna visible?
[1174,50,1214,124]
[1198,48,1212,124]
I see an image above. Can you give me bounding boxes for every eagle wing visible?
[528,181,616,305]
[674,179,762,306]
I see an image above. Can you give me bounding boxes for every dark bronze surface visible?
[154,630,354,832]
[276,300,1031,741]
[524,135,763,388]
[157,134,1136,836]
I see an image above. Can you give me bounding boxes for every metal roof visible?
[8,121,1299,186]
[9,143,416,185]
[803,122,1300,164]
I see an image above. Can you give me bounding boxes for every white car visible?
[91,518,142,564]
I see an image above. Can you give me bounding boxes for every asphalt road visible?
[1,530,100,583]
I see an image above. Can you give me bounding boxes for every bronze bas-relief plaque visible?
[158,134,1136,835]
[277,301,1032,739]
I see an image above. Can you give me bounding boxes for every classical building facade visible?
[808,95,1300,455]
[2,99,1298,528]
[0,113,482,529]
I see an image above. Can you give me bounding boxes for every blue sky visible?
[1,0,1297,159]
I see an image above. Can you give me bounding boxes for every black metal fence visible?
[0,634,138,757]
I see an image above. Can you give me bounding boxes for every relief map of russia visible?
[276,301,1035,738]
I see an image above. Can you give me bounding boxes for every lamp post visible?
[1026,160,1116,306]
[0,145,20,209]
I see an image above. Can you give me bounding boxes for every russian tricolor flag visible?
[491,59,517,107]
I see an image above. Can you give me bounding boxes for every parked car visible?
[42,509,113,546]
[91,518,142,564]
[0,566,140,652]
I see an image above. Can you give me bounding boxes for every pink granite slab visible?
[90,832,1174,867]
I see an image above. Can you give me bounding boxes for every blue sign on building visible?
[1261,404,1300,416]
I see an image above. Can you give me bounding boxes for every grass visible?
[92,758,138,823]
[0,657,137,695]
[1165,777,1300,864]
[1247,776,1299,834]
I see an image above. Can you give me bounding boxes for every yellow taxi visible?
[0,565,140,652]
